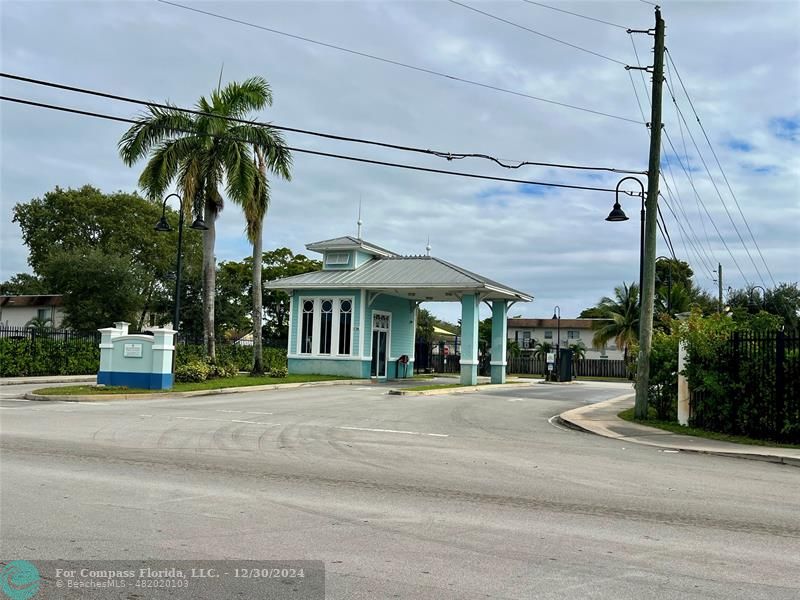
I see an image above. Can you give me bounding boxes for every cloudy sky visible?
[2,0,798,322]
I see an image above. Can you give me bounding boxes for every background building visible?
[0,295,65,328]
[507,317,623,360]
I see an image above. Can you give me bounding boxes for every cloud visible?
[1,0,798,321]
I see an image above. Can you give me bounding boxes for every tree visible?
[25,316,53,332]
[12,185,199,330]
[244,141,291,374]
[727,283,800,330]
[119,77,287,360]
[0,273,49,296]
[43,250,142,332]
[591,282,640,362]
[259,249,321,342]
[533,340,554,377]
[578,306,607,319]
[415,308,436,344]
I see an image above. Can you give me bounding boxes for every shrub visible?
[270,366,288,378]
[206,359,238,379]
[175,359,212,383]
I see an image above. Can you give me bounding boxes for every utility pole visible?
[718,263,723,313]
[633,8,666,420]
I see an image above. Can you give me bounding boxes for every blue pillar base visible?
[460,364,478,385]
[490,365,506,384]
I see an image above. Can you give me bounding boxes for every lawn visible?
[618,407,800,449]
[34,374,356,396]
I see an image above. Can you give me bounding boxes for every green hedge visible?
[0,337,287,378]
[0,338,100,377]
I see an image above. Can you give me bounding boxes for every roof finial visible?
[425,235,431,256]
[357,197,363,240]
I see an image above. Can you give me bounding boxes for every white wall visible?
[507,326,624,360]
[0,305,65,328]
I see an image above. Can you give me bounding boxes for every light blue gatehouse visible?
[265,236,532,384]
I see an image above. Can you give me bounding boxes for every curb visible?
[559,396,800,468]
[0,376,96,386]
[24,379,368,402]
[388,381,531,396]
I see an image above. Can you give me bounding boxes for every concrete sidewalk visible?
[559,395,800,467]
[0,375,96,386]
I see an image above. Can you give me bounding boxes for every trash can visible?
[558,348,573,382]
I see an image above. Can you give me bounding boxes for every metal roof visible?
[0,295,63,308]
[305,236,397,257]
[265,255,532,302]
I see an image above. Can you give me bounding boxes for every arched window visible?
[338,299,352,355]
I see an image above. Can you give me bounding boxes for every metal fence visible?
[506,356,629,378]
[0,326,101,377]
[691,329,799,442]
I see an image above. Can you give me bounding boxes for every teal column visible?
[490,300,508,384]
[460,294,479,385]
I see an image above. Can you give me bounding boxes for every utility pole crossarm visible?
[633,8,666,420]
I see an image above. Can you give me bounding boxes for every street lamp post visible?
[748,285,767,310]
[155,193,208,336]
[656,256,673,315]
[552,305,561,382]
[605,177,646,304]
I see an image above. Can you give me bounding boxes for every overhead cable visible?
[1,95,637,195]
[155,0,643,124]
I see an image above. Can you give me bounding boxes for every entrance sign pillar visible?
[460,294,479,385]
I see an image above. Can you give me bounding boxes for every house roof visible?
[305,236,398,257]
[508,318,609,329]
[0,295,63,308]
[265,255,532,302]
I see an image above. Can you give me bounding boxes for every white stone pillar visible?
[677,340,690,426]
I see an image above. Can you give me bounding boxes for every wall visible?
[508,326,624,360]
[365,293,416,378]
[0,306,66,328]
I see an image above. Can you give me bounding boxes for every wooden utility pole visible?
[718,263,723,313]
[634,8,666,420]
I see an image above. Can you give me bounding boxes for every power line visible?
[664,76,767,288]
[1,95,638,195]
[448,0,628,65]
[0,72,645,176]
[663,127,751,286]
[155,0,642,124]
[666,48,776,287]
[657,204,678,261]
[624,33,714,278]
[660,188,717,284]
[520,1,628,30]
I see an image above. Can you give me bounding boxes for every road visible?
[1,380,799,599]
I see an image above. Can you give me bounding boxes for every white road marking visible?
[355,387,377,391]
[139,414,154,418]
[231,419,280,426]
[174,416,230,422]
[338,426,448,438]
[216,409,242,413]
[246,411,273,415]
[547,415,574,433]
[173,416,280,426]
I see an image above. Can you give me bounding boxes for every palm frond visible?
[118,106,196,166]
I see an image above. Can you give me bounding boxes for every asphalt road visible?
[1,380,799,599]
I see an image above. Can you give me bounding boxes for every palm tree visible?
[591,282,639,362]
[569,341,586,379]
[533,340,554,378]
[119,77,287,360]
[25,316,53,333]
[244,146,291,374]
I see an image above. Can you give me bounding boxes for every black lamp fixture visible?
[154,193,207,335]
[606,177,646,316]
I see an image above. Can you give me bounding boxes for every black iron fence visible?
[0,326,101,377]
[691,329,799,442]
[506,356,629,378]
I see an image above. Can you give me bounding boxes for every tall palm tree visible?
[591,282,639,362]
[244,146,291,374]
[118,77,286,360]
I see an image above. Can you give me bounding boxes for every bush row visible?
[0,338,288,378]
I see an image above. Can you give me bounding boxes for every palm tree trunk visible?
[202,202,216,361]
[251,217,264,374]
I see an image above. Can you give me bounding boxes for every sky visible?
[1,0,798,323]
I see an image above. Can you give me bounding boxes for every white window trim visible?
[296,295,355,358]
[325,252,351,265]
